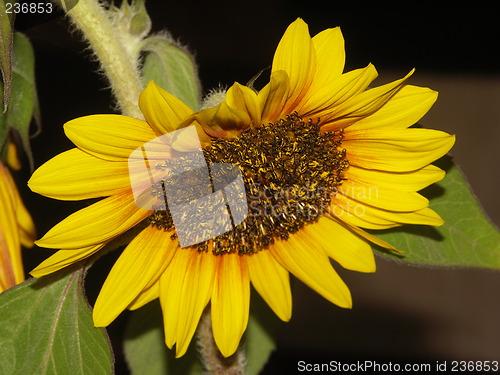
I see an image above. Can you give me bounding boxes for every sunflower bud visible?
[141,35,201,111]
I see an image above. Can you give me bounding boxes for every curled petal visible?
[196,101,251,138]
[258,70,290,123]
[225,83,261,129]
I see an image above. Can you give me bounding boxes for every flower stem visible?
[197,308,247,375]
[65,0,144,119]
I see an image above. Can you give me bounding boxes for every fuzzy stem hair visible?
[66,0,144,119]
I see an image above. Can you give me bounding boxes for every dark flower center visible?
[148,113,348,255]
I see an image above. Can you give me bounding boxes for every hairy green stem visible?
[66,0,144,118]
[197,308,247,375]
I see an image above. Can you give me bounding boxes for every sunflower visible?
[28,18,455,357]
[0,160,36,293]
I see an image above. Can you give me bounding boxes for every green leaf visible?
[373,156,500,269]
[0,0,16,113]
[0,268,114,375]
[245,293,280,375]
[124,300,202,375]
[3,31,39,168]
[141,36,201,111]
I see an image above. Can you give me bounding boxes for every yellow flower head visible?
[0,161,36,292]
[28,19,455,357]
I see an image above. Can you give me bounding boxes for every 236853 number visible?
[5,2,53,14]
[451,361,499,372]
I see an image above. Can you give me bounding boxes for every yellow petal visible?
[329,200,397,230]
[247,250,292,321]
[272,18,315,113]
[93,226,176,326]
[160,249,217,357]
[338,180,429,212]
[139,81,194,136]
[28,148,130,200]
[211,253,250,358]
[345,128,456,172]
[30,244,105,278]
[302,217,375,273]
[346,164,445,192]
[0,165,23,288]
[333,193,445,228]
[35,190,150,249]
[16,203,36,249]
[258,70,290,123]
[2,163,36,248]
[65,115,156,161]
[301,26,347,114]
[269,235,352,308]
[196,101,251,138]
[328,217,401,253]
[128,281,160,310]
[328,69,415,127]
[311,27,345,82]
[225,83,261,129]
[0,229,21,291]
[0,213,21,289]
[304,64,378,122]
[350,85,438,130]
[6,139,21,170]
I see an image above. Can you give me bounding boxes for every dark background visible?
[11,1,500,373]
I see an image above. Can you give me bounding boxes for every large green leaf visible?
[141,36,201,111]
[0,268,114,375]
[373,156,500,268]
